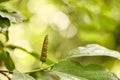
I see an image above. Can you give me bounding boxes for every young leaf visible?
[2,51,15,71]
[12,70,35,80]
[0,10,26,23]
[67,44,120,60]
[52,60,119,80]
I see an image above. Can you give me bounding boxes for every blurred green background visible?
[1,0,120,78]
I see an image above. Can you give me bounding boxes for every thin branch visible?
[6,45,30,53]
[0,70,13,74]
[0,72,11,80]
[6,44,40,60]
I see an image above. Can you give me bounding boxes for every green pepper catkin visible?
[40,35,48,62]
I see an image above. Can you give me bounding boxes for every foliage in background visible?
[0,0,120,80]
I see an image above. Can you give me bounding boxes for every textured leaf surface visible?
[52,60,119,80]
[12,70,35,80]
[0,10,26,23]
[67,44,120,60]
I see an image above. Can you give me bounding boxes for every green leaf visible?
[67,44,120,60]
[3,51,15,71]
[0,15,10,32]
[29,71,59,80]
[12,70,35,80]
[52,60,119,80]
[0,15,10,41]
[0,40,4,47]
[0,10,26,23]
